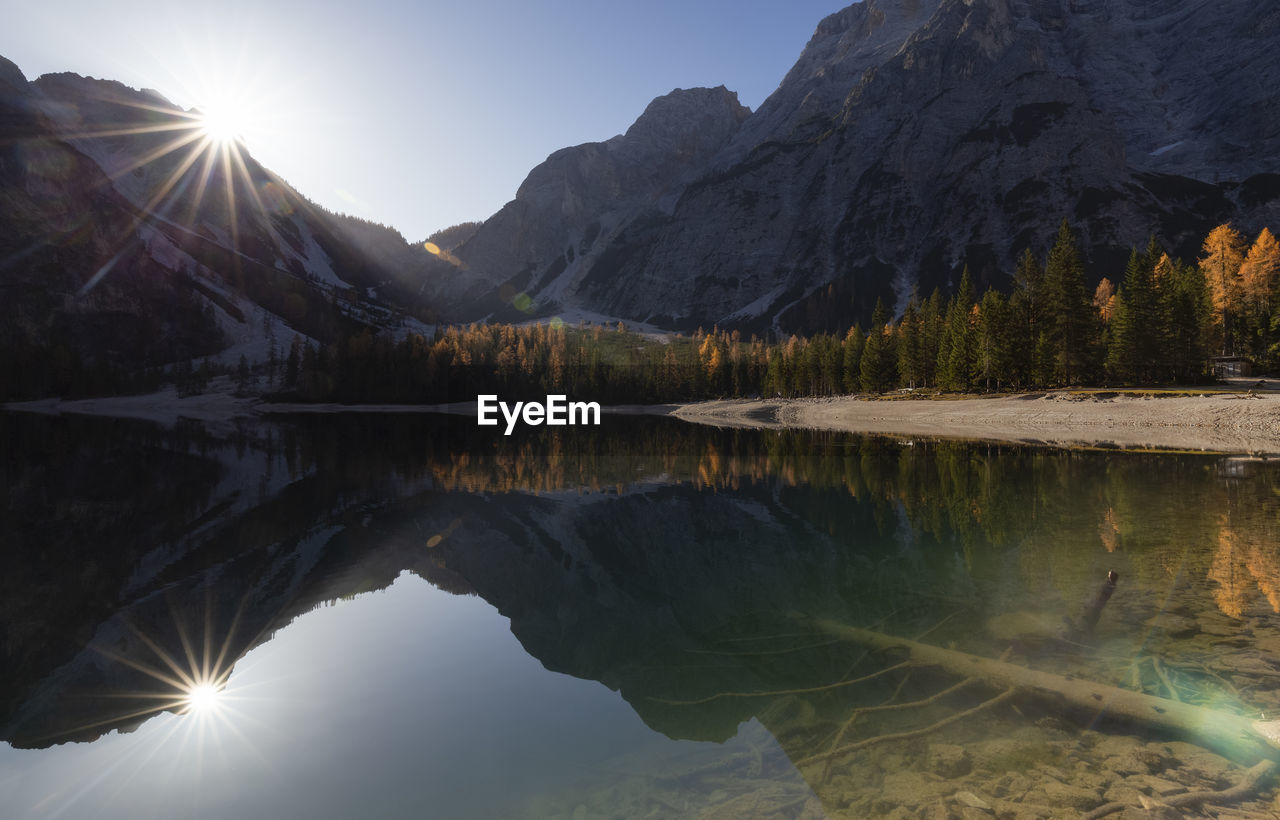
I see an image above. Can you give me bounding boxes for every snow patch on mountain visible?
[294,217,344,288]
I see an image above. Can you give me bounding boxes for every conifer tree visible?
[897,299,924,388]
[860,299,896,393]
[919,288,944,388]
[1043,220,1095,385]
[1105,285,1134,384]
[1165,259,1213,382]
[818,333,842,395]
[1009,249,1045,388]
[938,268,976,391]
[1105,249,1162,384]
[975,289,1011,391]
[842,325,865,393]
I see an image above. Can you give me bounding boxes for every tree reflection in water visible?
[5,412,1280,816]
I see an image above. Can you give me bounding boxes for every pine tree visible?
[842,325,865,393]
[1105,287,1134,384]
[975,289,1010,391]
[1043,220,1096,385]
[938,268,976,391]
[897,299,923,388]
[860,299,896,393]
[1165,259,1213,382]
[1105,249,1161,384]
[1009,249,1046,388]
[919,288,944,388]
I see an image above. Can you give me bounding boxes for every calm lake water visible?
[4,411,1280,818]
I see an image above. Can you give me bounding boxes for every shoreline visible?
[0,387,679,428]
[671,391,1280,455]
[9,384,1280,455]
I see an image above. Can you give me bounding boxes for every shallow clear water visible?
[4,412,1280,818]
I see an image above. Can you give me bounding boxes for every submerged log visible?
[814,618,1280,764]
[1078,569,1119,636]
[1080,758,1278,818]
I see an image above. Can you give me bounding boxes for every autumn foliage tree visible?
[1200,223,1247,355]
[1239,228,1280,360]
[260,220,1275,407]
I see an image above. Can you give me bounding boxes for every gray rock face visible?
[0,55,26,94]
[448,0,1280,333]
[442,86,750,319]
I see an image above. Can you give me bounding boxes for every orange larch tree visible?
[1199,223,1246,354]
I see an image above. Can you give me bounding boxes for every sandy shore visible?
[673,391,1280,455]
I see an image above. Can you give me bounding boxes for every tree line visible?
[266,219,1276,404]
[8,219,1274,403]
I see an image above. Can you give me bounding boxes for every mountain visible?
[445,0,1280,334]
[0,56,445,398]
[431,86,751,324]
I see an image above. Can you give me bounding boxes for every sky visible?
[3,0,851,242]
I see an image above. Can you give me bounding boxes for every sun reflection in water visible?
[64,592,254,744]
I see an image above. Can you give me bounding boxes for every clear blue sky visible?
[4,0,850,242]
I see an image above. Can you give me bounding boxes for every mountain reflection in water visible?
[4,412,1280,817]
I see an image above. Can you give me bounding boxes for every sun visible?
[184,682,224,714]
[197,98,248,146]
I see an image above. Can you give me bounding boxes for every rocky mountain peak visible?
[435,0,1280,333]
[440,86,751,318]
[622,86,750,153]
[728,0,941,152]
[0,55,26,94]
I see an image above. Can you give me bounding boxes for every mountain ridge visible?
[0,58,444,398]
[443,0,1280,334]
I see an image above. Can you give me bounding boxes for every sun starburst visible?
[184,682,224,714]
[197,101,247,146]
[49,67,297,297]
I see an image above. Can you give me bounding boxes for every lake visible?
[3,411,1280,818]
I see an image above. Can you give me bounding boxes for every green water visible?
[2,412,1279,817]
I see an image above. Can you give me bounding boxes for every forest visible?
[263,219,1279,404]
[4,219,1277,403]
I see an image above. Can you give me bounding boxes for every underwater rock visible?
[1034,779,1102,809]
[928,744,973,778]
[953,789,992,810]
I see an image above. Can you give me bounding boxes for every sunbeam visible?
[48,74,286,297]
